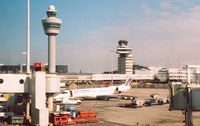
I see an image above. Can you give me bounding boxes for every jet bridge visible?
[0,72,60,126]
[169,65,200,126]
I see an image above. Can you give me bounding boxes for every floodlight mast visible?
[26,0,30,75]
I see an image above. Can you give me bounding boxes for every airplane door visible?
[70,91,73,97]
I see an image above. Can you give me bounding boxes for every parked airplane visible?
[54,78,132,101]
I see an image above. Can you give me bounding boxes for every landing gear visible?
[96,96,110,100]
[76,102,81,105]
[104,97,109,100]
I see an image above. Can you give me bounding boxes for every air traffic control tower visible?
[116,40,133,74]
[42,5,62,73]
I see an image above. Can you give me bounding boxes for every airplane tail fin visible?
[124,78,133,87]
[116,78,132,92]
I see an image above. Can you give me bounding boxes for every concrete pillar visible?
[26,96,31,120]
[20,64,23,73]
[47,94,54,112]
[48,35,56,73]
[187,65,191,84]
[30,72,49,126]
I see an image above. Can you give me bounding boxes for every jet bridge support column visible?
[46,74,60,112]
[47,93,54,112]
[30,72,49,126]
[26,94,31,120]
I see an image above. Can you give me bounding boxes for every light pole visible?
[26,0,30,75]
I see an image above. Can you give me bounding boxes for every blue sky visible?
[1,0,200,73]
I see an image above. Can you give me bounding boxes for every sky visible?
[1,0,200,73]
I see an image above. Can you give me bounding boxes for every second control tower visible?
[116,40,133,74]
[42,5,62,73]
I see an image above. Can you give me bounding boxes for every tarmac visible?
[2,88,200,126]
[74,88,200,126]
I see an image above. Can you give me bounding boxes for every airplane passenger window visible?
[0,79,3,84]
[19,79,24,84]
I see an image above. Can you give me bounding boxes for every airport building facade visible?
[168,67,200,83]
[0,64,68,74]
[1,64,200,83]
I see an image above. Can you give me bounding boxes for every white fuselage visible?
[54,78,132,101]
[71,86,116,97]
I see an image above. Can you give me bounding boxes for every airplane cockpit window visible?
[62,92,68,94]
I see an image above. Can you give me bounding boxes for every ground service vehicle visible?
[62,98,81,105]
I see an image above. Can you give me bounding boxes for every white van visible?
[62,97,81,105]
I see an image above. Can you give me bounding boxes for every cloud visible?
[138,5,200,66]
[55,3,200,73]
[160,2,178,10]
[175,0,191,5]
[100,6,200,66]
[56,38,117,73]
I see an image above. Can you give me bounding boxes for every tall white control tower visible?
[116,40,133,74]
[42,5,62,73]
